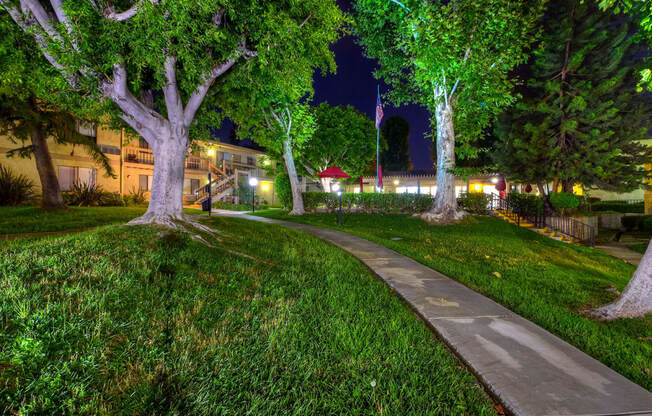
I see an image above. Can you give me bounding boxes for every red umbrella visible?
[495,177,506,192]
[525,184,532,193]
[317,166,351,178]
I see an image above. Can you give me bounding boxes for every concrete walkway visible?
[596,243,644,267]
[214,210,652,416]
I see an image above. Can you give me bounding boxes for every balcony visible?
[123,147,209,171]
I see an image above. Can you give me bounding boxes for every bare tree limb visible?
[212,7,224,27]
[103,0,158,21]
[1,0,79,87]
[285,106,292,136]
[299,12,312,28]
[163,54,184,125]
[20,0,58,38]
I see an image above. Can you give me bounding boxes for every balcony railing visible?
[123,147,209,171]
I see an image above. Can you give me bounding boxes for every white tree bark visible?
[320,177,332,193]
[589,240,652,319]
[422,100,463,223]
[283,137,305,215]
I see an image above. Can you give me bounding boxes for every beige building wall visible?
[0,124,273,203]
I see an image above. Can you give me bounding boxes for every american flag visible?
[375,91,384,129]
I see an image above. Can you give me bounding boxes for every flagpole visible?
[376,85,380,193]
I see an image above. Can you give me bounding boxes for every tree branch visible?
[20,0,58,38]
[299,12,312,28]
[212,7,224,27]
[163,54,184,125]
[103,0,158,21]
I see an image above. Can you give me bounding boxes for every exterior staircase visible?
[490,197,594,246]
[191,162,235,204]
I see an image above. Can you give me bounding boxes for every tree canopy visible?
[493,0,651,193]
[300,102,377,181]
[380,115,411,171]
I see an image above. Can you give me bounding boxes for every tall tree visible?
[355,0,543,222]
[0,14,113,209]
[494,0,650,198]
[380,115,411,172]
[301,103,377,191]
[1,0,343,228]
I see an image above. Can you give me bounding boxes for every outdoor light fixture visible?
[332,183,341,192]
[207,148,215,157]
[394,179,399,185]
[249,177,258,212]
[491,177,499,184]
[261,183,270,191]
[337,190,343,226]
[263,159,270,166]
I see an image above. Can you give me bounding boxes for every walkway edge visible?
[216,211,652,416]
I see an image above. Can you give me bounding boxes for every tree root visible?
[419,209,468,225]
[288,209,305,216]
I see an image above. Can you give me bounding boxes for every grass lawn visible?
[254,210,652,390]
[0,206,202,235]
[0,217,493,414]
[627,242,650,254]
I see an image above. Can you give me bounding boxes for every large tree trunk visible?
[589,240,652,319]
[561,179,574,194]
[320,177,332,193]
[422,100,462,223]
[282,137,305,215]
[128,132,188,227]
[31,127,64,209]
[537,182,555,214]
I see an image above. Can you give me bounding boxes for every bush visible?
[63,181,106,206]
[458,193,489,214]
[508,192,543,216]
[592,201,644,214]
[275,173,293,209]
[621,215,641,231]
[127,187,147,205]
[0,164,35,206]
[550,192,580,215]
[101,192,126,207]
[302,192,434,214]
[638,215,652,233]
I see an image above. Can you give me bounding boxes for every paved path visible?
[214,210,652,416]
[596,243,644,267]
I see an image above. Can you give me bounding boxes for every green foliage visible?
[621,215,641,230]
[0,218,493,413]
[256,211,651,389]
[592,201,645,213]
[299,102,377,178]
[62,182,124,207]
[550,192,581,214]
[302,192,434,214]
[508,192,544,217]
[275,173,293,209]
[0,164,35,206]
[380,116,411,171]
[639,215,652,233]
[127,187,147,205]
[458,193,489,214]
[494,0,651,191]
[354,0,543,159]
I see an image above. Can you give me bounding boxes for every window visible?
[75,120,97,139]
[232,154,241,163]
[219,152,231,161]
[58,166,96,191]
[139,175,152,191]
[247,156,255,166]
[183,178,201,194]
[99,144,121,155]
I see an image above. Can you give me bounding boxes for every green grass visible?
[0,217,493,414]
[254,210,652,390]
[0,206,202,235]
[627,242,649,254]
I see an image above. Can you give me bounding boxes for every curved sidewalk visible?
[215,210,652,416]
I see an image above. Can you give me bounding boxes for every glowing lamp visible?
[249,177,258,187]
[207,148,215,157]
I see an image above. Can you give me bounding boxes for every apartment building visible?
[0,124,276,204]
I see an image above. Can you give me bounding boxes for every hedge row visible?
[592,201,644,214]
[621,215,652,232]
[302,192,434,213]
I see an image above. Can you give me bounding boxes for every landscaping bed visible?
[254,211,652,390]
[0,217,493,414]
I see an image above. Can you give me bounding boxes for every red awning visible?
[317,166,351,178]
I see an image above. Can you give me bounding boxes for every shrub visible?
[302,192,434,214]
[127,187,147,205]
[458,193,489,214]
[0,164,35,206]
[638,215,652,233]
[63,181,105,206]
[550,192,580,215]
[101,192,126,207]
[621,215,641,231]
[508,192,543,216]
[592,201,644,214]
[275,173,293,209]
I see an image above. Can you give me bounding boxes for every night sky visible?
[217,0,435,170]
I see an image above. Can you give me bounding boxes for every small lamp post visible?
[332,183,342,226]
[249,177,258,212]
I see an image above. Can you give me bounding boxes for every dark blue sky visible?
[311,34,433,170]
